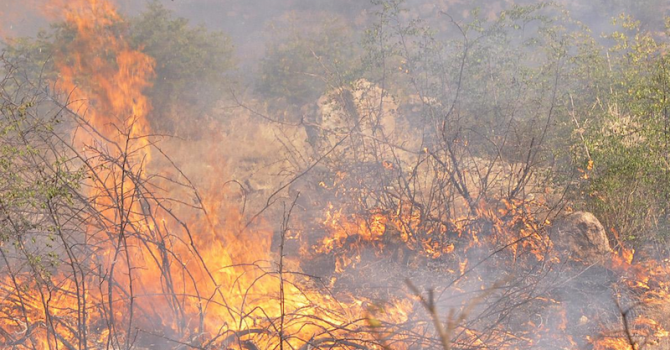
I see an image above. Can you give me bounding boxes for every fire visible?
[593,252,670,350]
[54,0,153,162]
[0,1,416,349]
[1,1,670,349]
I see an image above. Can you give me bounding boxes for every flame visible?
[54,0,153,163]
[0,1,415,348]
[1,1,670,349]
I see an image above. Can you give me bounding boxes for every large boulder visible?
[551,211,612,264]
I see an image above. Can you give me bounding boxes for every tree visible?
[129,1,234,134]
[257,11,360,109]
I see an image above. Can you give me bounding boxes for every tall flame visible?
[7,1,411,348]
[55,0,153,164]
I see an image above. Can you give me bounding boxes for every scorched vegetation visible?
[0,0,669,349]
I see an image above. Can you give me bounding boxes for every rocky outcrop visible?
[551,211,612,264]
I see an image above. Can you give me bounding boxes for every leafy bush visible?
[576,15,670,250]
[129,1,234,132]
[257,12,359,107]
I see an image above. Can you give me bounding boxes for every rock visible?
[314,79,397,151]
[551,211,612,264]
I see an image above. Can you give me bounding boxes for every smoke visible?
[1,0,670,349]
